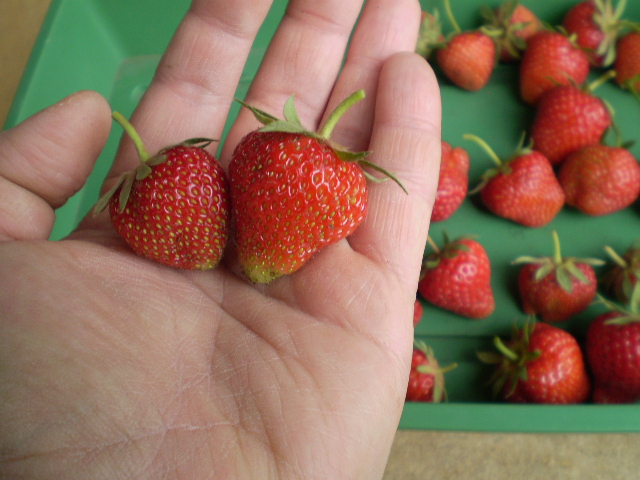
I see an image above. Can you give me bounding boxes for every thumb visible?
[0,91,111,241]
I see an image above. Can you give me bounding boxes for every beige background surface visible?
[1,1,638,478]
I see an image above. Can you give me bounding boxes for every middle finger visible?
[221,0,366,163]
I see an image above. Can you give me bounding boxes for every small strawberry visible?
[93,112,230,270]
[614,29,640,100]
[465,134,564,227]
[406,340,457,403]
[478,321,591,404]
[519,29,591,105]
[558,143,640,216]
[435,0,497,91]
[529,73,614,166]
[512,230,605,322]
[562,0,628,67]
[416,10,444,59]
[585,295,640,403]
[413,299,424,328]
[431,141,469,223]
[418,234,495,319]
[480,0,543,62]
[229,90,404,284]
[601,242,640,304]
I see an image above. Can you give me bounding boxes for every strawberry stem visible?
[463,134,503,166]
[426,235,440,254]
[588,69,617,92]
[319,89,366,139]
[493,336,519,362]
[442,0,461,33]
[112,111,151,164]
[604,245,628,268]
[551,230,562,265]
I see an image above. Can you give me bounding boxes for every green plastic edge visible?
[400,402,640,433]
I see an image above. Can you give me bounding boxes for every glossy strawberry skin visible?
[110,145,230,270]
[229,130,367,283]
[615,32,640,91]
[406,347,445,402]
[563,1,606,65]
[519,31,590,105]
[518,263,598,322]
[558,144,640,216]
[503,323,591,404]
[436,32,496,91]
[431,141,469,222]
[586,311,640,403]
[479,151,565,227]
[418,238,495,319]
[530,85,611,166]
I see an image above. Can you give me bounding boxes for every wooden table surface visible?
[1,1,638,478]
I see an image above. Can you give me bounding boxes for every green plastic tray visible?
[5,0,640,432]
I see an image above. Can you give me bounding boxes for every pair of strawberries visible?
[95,90,403,284]
[417,229,602,321]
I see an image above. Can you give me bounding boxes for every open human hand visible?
[0,0,441,478]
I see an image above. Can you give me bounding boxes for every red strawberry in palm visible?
[465,134,564,227]
[558,143,640,216]
[614,29,640,100]
[480,0,543,62]
[519,30,590,105]
[512,230,605,323]
[530,73,613,166]
[562,0,628,67]
[435,0,496,91]
[418,234,495,319]
[431,141,469,222]
[230,90,404,284]
[93,112,230,270]
[602,242,640,304]
[478,322,591,404]
[406,340,457,403]
[585,295,640,403]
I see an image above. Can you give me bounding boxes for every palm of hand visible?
[1,227,410,478]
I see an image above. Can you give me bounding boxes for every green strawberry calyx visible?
[416,9,443,58]
[602,243,640,303]
[421,232,472,271]
[439,0,501,48]
[465,132,532,194]
[593,292,640,325]
[93,111,217,215]
[591,0,629,67]
[477,321,541,399]
[512,230,605,294]
[236,90,407,193]
[414,339,457,403]
[479,1,533,59]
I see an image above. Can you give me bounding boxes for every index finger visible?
[105,0,274,181]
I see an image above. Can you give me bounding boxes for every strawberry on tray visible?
[411,0,640,416]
